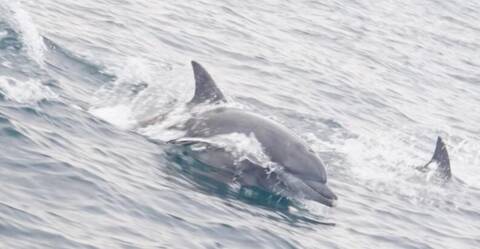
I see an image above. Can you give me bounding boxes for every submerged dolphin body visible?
[418,136,452,181]
[168,61,338,207]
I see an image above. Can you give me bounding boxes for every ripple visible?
[0,0,478,248]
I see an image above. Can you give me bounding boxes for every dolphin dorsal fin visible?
[188,61,226,105]
[426,136,452,180]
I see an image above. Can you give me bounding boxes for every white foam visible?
[91,58,152,107]
[184,132,275,169]
[90,58,185,132]
[338,131,424,180]
[329,131,435,204]
[447,138,480,188]
[89,104,137,130]
[137,105,190,141]
[0,76,57,104]
[0,1,46,66]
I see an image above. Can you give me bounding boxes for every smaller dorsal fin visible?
[424,136,452,180]
[188,61,226,105]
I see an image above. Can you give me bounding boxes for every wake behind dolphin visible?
[159,61,338,207]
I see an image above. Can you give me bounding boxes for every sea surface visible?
[1,0,479,248]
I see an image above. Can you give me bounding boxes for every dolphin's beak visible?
[304,181,338,207]
[276,172,338,207]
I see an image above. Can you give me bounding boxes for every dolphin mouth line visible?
[314,190,338,207]
[276,171,337,207]
[303,179,338,207]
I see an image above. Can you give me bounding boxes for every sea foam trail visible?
[0,1,46,66]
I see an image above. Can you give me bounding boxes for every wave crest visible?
[0,1,46,66]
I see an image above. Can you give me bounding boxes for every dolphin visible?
[165,61,338,207]
[417,136,452,181]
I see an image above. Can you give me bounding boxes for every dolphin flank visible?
[165,61,338,207]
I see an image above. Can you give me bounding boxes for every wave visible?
[0,76,57,104]
[0,1,46,66]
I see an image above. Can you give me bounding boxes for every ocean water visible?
[1,0,479,248]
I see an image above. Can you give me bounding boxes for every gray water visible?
[0,0,479,248]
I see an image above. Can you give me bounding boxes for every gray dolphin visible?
[417,136,452,181]
[167,61,338,207]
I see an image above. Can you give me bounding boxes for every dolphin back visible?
[421,136,452,180]
[188,61,226,105]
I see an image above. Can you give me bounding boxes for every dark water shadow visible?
[163,144,336,227]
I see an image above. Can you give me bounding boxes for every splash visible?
[448,137,480,188]
[0,1,46,66]
[0,76,57,104]
[90,58,185,131]
[89,104,136,130]
[186,132,274,169]
[93,57,155,106]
